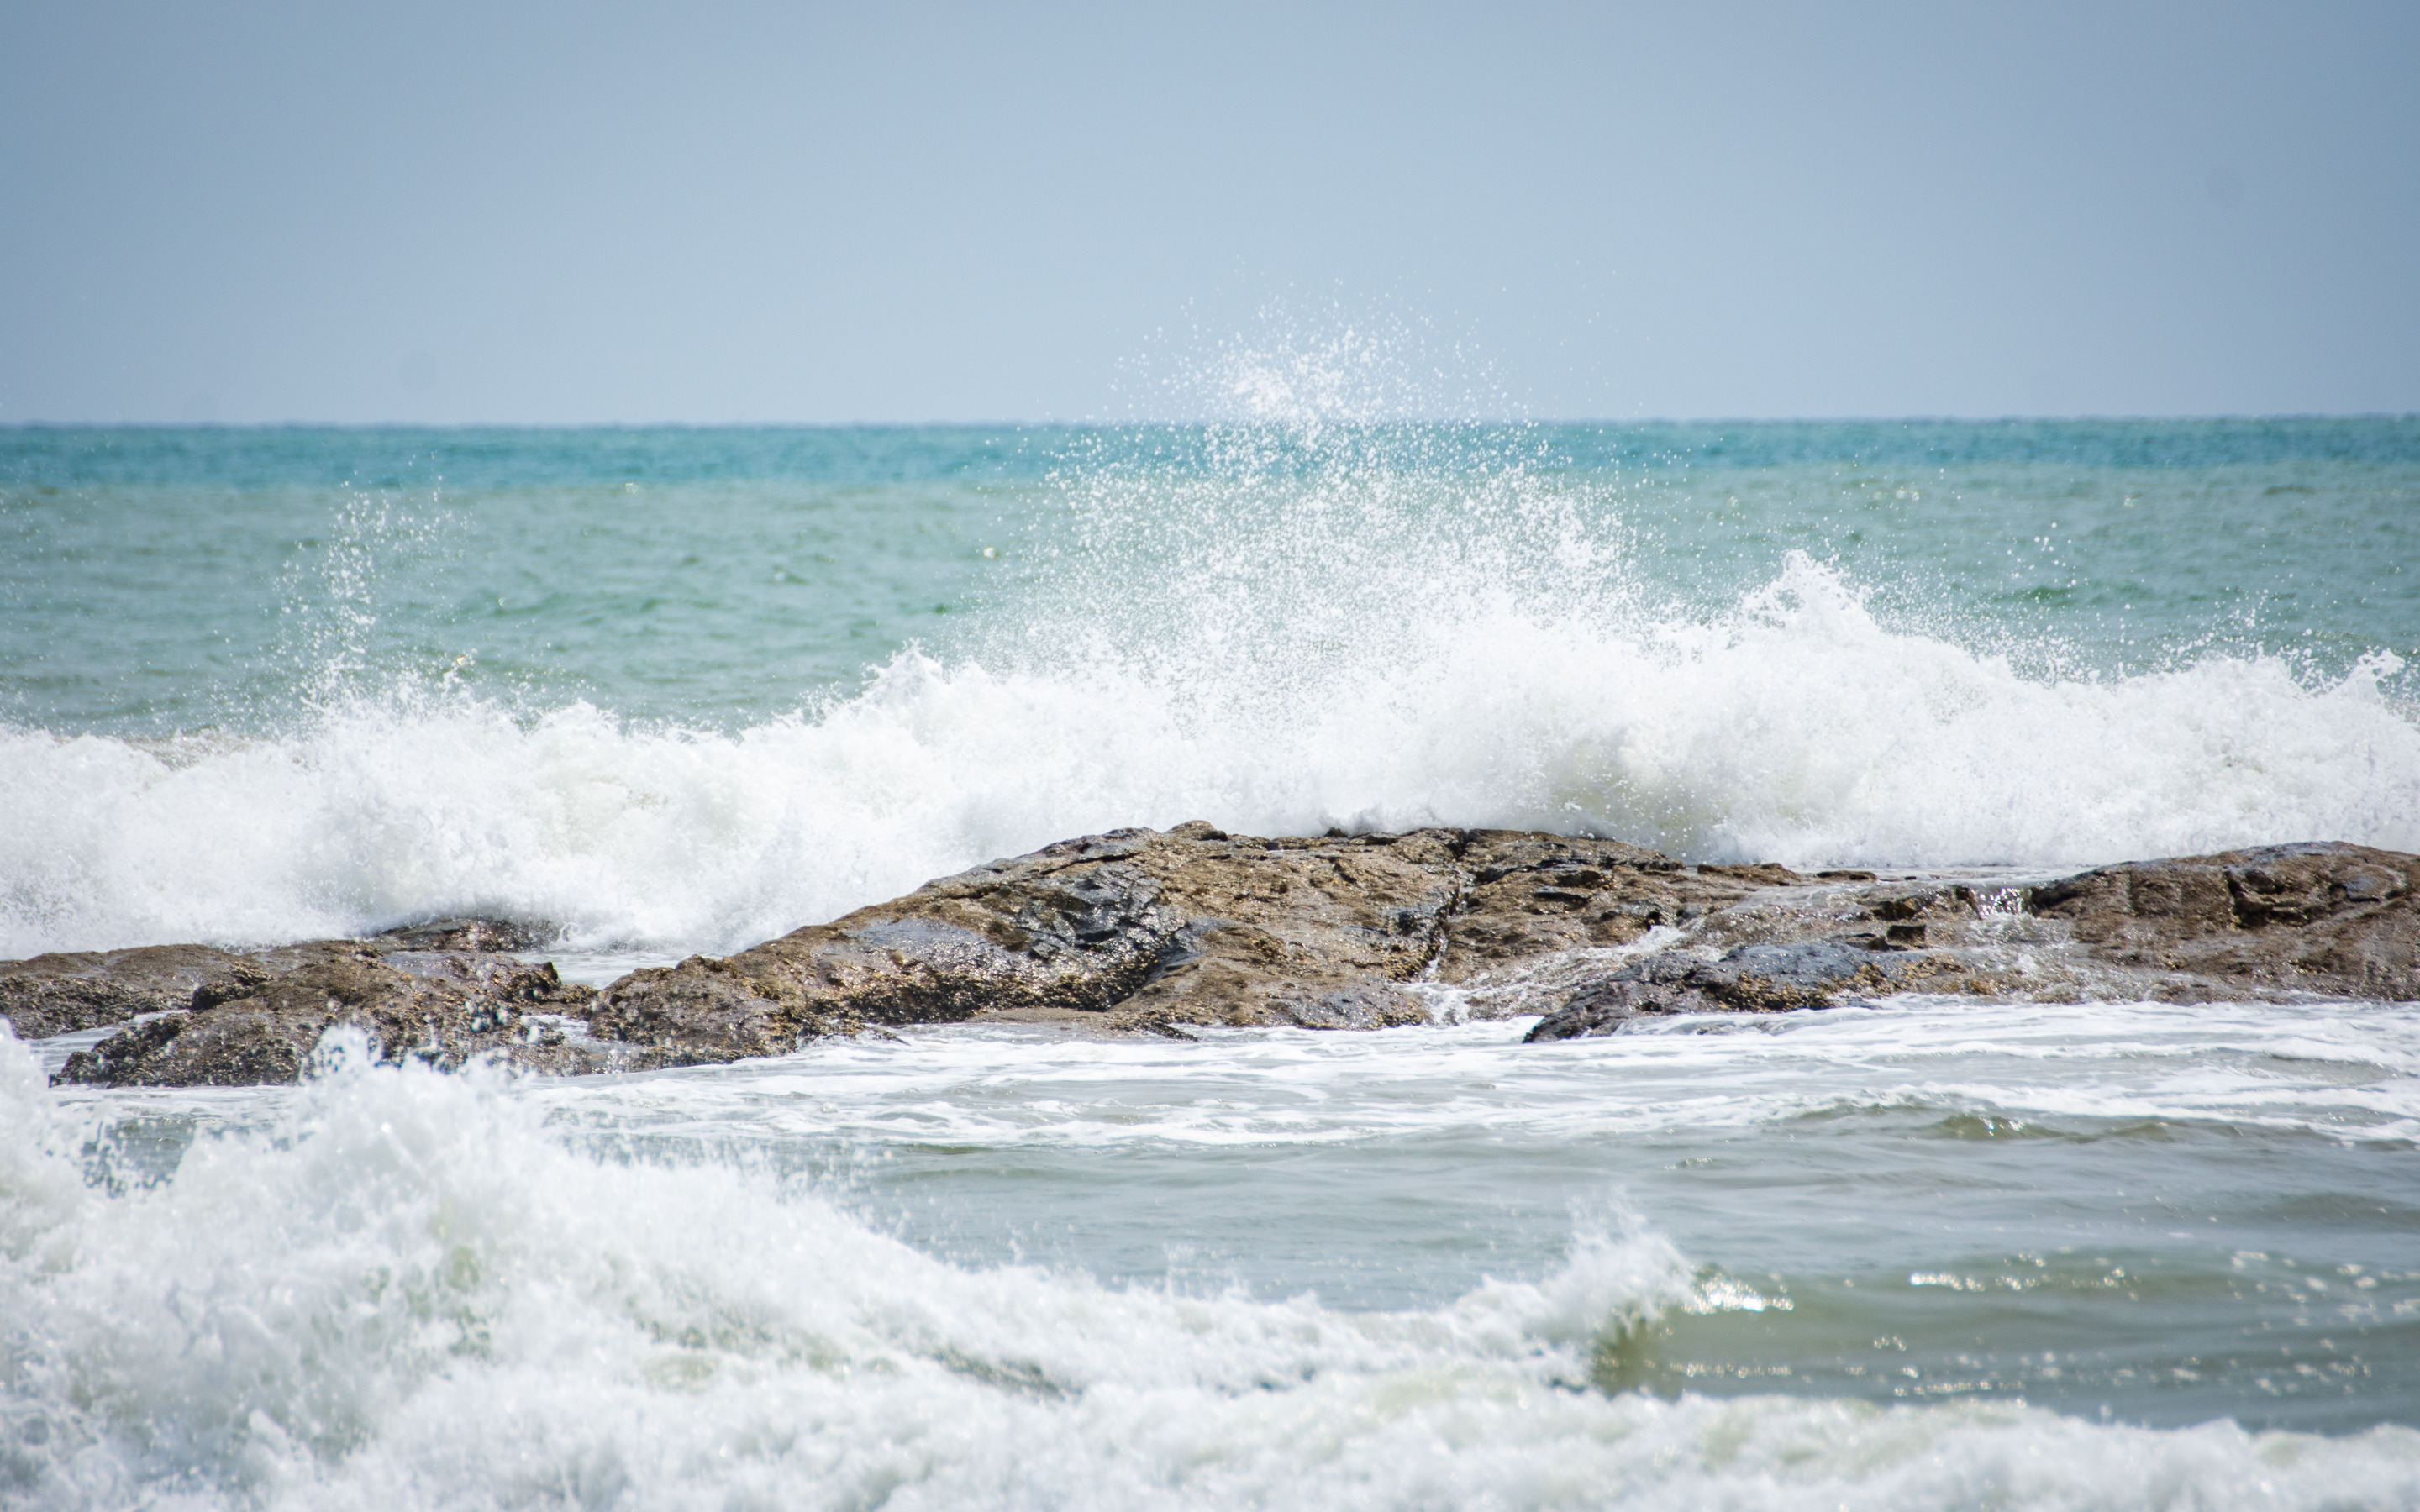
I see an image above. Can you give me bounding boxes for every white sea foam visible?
[4,1032,2415,1511]
[6,403,2418,958]
[3,544,2416,958]
[510,998,2417,1152]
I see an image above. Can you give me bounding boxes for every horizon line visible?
[4,412,2417,432]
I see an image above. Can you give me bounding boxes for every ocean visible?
[3,417,2417,1509]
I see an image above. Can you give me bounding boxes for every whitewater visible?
[4,417,2417,963]
[4,575,2415,962]
[6,1010,2418,1509]
[3,415,2418,1509]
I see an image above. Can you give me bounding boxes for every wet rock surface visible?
[1431,834,1766,979]
[581,824,1799,1060]
[599,825,1440,1055]
[10,840,2414,1083]
[584,832,2420,1063]
[1523,842,2420,1041]
[1523,941,1984,1042]
[2024,843,2420,1001]
[1,944,262,1042]
[15,921,602,1088]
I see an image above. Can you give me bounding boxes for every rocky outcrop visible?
[20,921,601,1088]
[13,837,2415,1082]
[581,824,1791,1062]
[599,831,2355,1042]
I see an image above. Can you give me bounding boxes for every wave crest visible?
[5,546,2417,957]
[4,1034,2415,1510]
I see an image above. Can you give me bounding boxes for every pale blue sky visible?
[3,1,2414,423]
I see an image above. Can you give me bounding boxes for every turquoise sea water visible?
[3,418,2419,1509]
[6,419,2414,737]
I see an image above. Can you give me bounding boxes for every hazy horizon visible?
[8,412,2418,432]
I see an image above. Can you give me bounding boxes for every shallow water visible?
[3,416,2418,1507]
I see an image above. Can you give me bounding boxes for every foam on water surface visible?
[3,551,2415,958]
[495,997,2420,1152]
[6,1030,2417,1511]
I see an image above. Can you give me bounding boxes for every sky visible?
[2,1,2415,424]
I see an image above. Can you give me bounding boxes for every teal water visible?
[6,420,2414,737]
[4,418,2419,1510]
[0,427,1029,733]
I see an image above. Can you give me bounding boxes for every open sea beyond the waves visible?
[3,416,2420,1509]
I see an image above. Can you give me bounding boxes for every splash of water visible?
[8,402,2420,959]
[5,333,2417,956]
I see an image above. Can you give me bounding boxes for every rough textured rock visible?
[1523,940,1982,1041]
[17,837,2417,1083]
[1521,842,2420,1041]
[53,941,599,1087]
[1,916,564,1047]
[1433,832,1773,979]
[2024,843,2419,1001]
[585,823,1767,1059]
[585,832,2420,1063]
[0,944,256,1041]
[587,823,1484,1058]
[3,919,597,1088]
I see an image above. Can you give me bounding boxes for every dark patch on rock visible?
[1696,863,1807,887]
[371,917,551,953]
[1434,833,1776,979]
[1525,940,1975,1041]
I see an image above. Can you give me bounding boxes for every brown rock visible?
[31,835,2416,1082]
[2025,842,2420,1000]
[582,825,1823,1058]
[1523,842,2420,1042]
[0,944,254,1041]
[0,916,545,1045]
[588,826,1477,1058]
[52,941,597,1088]
[1435,832,1782,979]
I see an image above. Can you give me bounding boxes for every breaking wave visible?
[4,547,2417,958]
[3,411,2417,958]
[4,1033,2415,1510]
